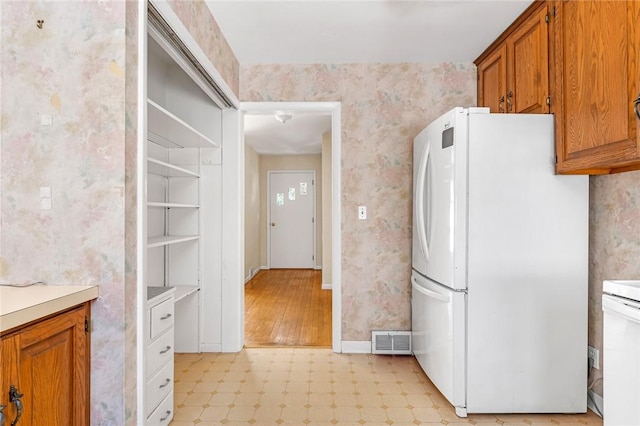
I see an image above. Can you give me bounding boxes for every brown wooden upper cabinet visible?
[553,0,640,174]
[476,1,550,114]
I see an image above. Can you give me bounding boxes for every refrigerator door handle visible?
[415,143,431,261]
[411,276,450,303]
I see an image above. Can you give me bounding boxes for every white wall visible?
[244,144,261,280]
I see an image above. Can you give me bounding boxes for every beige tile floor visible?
[169,348,602,426]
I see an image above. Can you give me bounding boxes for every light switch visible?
[40,114,53,126]
[358,206,367,220]
[40,186,51,198]
[40,186,52,210]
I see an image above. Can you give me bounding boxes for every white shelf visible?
[173,286,199,303]
[147,158,199,178]
[147,99,218,149]
[148,202,199,209]
[147,235,199,248]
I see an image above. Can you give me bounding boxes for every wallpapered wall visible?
[241,63,477,340]
[0,1,137,423]
[588,170,640,398]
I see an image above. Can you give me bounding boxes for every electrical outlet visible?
[588,346,599,370]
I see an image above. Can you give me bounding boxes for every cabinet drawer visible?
[147,329,174,377]
[147,391,174,425]
[146,361,174,417]
[150,298,174,340]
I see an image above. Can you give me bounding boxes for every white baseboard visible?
[314,265,322,270]
[321,283,332,290]
[587,389,603,417]
[261,265,269,270]
[199,343,222,352]
[341,341,371,354]
[244,266,262,284]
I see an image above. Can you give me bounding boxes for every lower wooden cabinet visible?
[0,303,90,426]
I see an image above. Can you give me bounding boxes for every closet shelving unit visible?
[146,30,222,352]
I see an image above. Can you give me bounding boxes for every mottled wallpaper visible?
[167,0,239,97]
[1,1,133,424]
[588,170,640,398]
[241,63,477,340]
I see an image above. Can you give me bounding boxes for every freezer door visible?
[412,107,469,290]
[411,271,466,411]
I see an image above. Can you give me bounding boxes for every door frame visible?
[267,170,317,269]
[241,101,342,352]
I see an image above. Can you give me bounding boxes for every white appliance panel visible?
[603,281,640,426]
[411,272,465,411]
[412,107,468,290]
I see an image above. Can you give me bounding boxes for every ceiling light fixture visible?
[274,113,293,124]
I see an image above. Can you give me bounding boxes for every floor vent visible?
[371,331,412,355]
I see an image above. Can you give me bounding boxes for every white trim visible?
[267,170,316,269]
[244,266,261,284]
[587,390,603,418]
[149,0,240,108]
[261,265,269,270]
[220,108,244,352]
[341,341,372,354]
[200,343,222,352]
[321,283,332,290]
[241,101,342,353]
[314,265,322,270]
[136,2,148,424]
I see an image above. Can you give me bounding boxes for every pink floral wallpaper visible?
[588,170,640,397]
[167,0,239,97]
[1,1,138,423]
[241,63,477,340]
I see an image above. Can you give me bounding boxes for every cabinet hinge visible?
[553,6,557,17]
[546,96,552,107]
[85,317,90,333]
[545,13,550,23]
[312,217,315,223]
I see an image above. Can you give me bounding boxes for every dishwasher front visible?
[602,280,640,426]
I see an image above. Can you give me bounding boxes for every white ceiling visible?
[207,0,533,154]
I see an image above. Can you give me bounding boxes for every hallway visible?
[244,269,332,347]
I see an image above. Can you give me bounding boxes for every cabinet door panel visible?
[508,5,549,113]
[2,306,89,426]
[554,0,638,173]
[477,45,507,113]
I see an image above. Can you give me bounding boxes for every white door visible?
[268,171,315,268]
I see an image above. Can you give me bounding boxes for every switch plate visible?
[588,346,599,370]
[40,114,53,126]
[358,206,367,220]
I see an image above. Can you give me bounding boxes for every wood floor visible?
[244,269,332,347]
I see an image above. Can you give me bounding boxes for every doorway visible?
[241,102,342,351]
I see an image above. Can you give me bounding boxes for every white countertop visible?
[0,284,99,334]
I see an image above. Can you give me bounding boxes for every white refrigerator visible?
[411,107,589,417]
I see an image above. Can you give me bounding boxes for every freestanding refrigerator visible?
[411,107,589,417]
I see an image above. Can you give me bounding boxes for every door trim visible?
[241,101,342,352]
[266,170,316,269]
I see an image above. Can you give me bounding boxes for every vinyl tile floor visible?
[169,348,602,426]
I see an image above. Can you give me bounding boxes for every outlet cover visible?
[588,346,599,370]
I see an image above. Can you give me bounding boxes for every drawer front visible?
[146,361,174,417]
[147,329,174,378]
[146,391,174,425]
[150,298,174,340]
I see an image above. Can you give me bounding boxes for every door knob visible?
[271,222,276,227]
